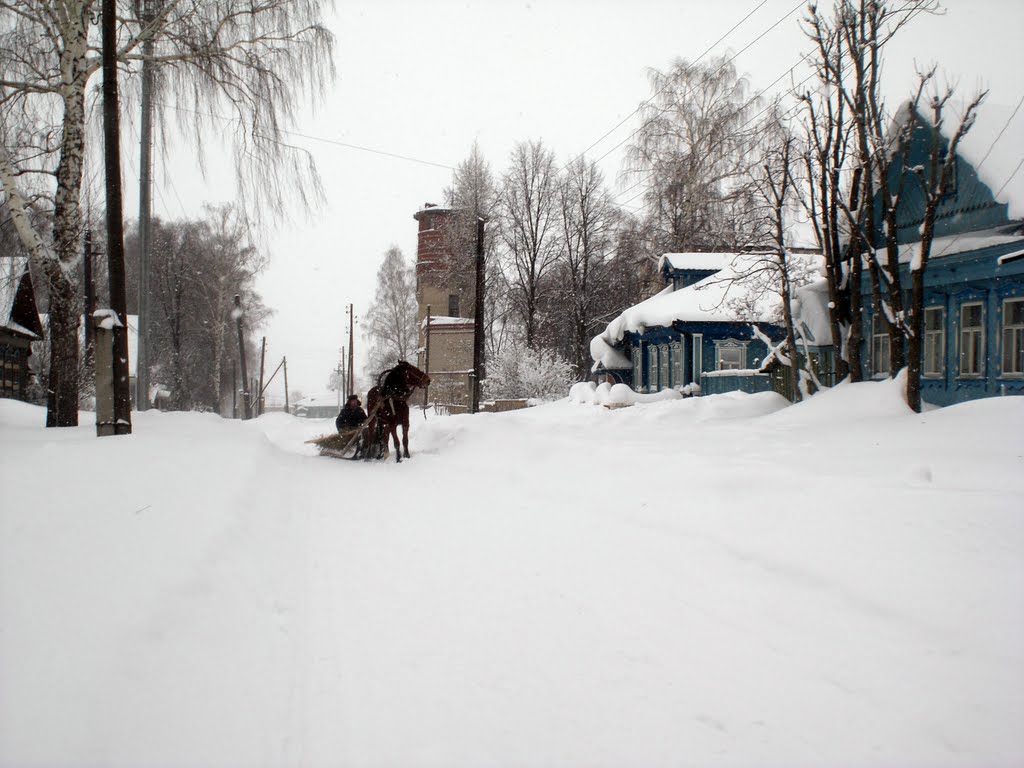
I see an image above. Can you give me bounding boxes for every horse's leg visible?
[390,422,401,463]
[363,417,375,460]
[402,410,410,458]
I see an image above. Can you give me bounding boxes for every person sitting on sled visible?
[336,395,367,432]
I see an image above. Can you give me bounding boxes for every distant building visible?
[293,392,341,419]
[0,256,44,401]
[414,203,476,411]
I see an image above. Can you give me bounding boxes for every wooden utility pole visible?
[283,357,290,414]
[340,346,347,401]
[471,217,486,414]
[234,294,251,419]
[257,336,266,416]
[232,363,238,419]
[423,305,431,408]
[83,229,96,361]
[348,304,355,396]
[136,0,156,411]
[101,0,132,435]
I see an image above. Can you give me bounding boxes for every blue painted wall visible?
[861,234,1024,406]
[626,322,786,392]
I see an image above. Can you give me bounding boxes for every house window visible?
[923,306,945,377]
[714,340,747,371]
[959,302,985,377]
[647,344,659,390]
[448,293,460,317]
[872,315,891,378]
[659,344,670,389]
[632,344,642,389]
[1002,298,1024,376]
[672,342,684,386]
[692,334,703,382]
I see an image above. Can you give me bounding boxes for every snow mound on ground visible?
[768,372,913,427]
[568,381,682,406]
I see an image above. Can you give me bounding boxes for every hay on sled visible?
[305,428,384,459]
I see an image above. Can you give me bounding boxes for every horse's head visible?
[395,360,431,390]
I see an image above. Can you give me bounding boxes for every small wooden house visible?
[592,251,823,397]
[0,256,43,401]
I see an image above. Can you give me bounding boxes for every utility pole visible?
[257,336,266,416]
[347,304,355,396]
[283,357,290,414]
[471,217,486,414]
[234,294,251,419]
[340,346,347,401]
[423,305,431,409]
[101,0,132,435]
[232,363,238,419]
[136,0,156,411]
[83,229,96,362]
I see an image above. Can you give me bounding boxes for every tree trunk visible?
[47,78,90,427]
[45,264,82,426]
[906,267,924,413]
[847,251,864,382]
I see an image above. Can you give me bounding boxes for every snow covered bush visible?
[483,342,574,401]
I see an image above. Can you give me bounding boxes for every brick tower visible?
[414,203,475,411]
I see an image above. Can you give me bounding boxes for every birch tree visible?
[497,140,561,349]
[0,0,334,426]
[363,246,418,378]
[555,156,617,378]
[624,56,761,255]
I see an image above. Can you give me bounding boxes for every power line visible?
[122,94,456,171]
[565,0,770,169]
[589,0,807,172]
[609,0,931,216]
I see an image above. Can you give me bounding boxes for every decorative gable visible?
[0,257,43,340]
[877,103,1021,247]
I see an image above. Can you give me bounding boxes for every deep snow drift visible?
[1,381,1022,767]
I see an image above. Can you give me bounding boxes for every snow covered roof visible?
[592,253,808,367]
[590,335,632,371]
[294,392,341,407]
[424,315,473,327]
[657,252,743,273]
[880,224,1024,263]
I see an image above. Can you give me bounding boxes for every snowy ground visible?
[1,381,1023,767]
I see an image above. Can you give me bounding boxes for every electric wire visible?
[564,0,770,170]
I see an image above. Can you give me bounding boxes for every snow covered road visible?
[2,381,1022,766]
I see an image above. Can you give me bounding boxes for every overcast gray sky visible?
[135,0,1024,397]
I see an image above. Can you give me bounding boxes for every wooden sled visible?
[305,426,388,460]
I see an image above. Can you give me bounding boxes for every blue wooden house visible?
[591,252,822,395]
[861,103,1024,406]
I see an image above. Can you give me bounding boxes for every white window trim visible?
[958,301,986,379]
[923,306,945,378]
[714,339,748,371]
[1001,297,1024,378]
[692,333,703,383]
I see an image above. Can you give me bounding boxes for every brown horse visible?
[365,361,431,463]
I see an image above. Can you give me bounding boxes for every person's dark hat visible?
[347,394,360,404]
